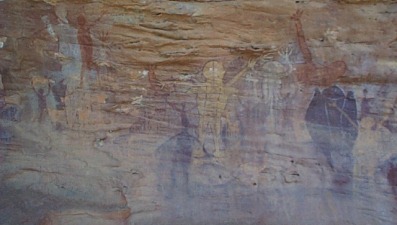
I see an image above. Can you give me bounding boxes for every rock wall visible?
[0,0,397,224]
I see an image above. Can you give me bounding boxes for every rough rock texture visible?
[0,0,397,224]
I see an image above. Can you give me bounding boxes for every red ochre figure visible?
[291,10,347,87]
[75,13,106,88]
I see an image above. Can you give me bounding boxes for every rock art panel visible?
[0,1,397,225]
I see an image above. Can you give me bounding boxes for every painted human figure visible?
[360,89,371,120]
[40,15,62,73]
[354,116,391,182]
[156,100,200,200]
[51,79,67,110]
[32,84,50,122]
[75,13,106,88]
[197,59,256,157]
[378,156,397,209]
[291,10,347,86]
[305,86,358,187]
[386,159,397,204]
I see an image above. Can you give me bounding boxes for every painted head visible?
[323,85,345,100]
[77,14,87,26]
[332,61,347,77]
[203,61,225,83]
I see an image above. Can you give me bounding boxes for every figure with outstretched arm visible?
[290,10,347,87]
[32,81,50,122]
[75,11,107,88]
[196,59,257,157]
[291,10,313,65]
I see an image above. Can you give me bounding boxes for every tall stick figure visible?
[74,12,106,88]
[32,81,50,122]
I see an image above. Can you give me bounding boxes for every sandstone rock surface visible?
[1,0,397,224]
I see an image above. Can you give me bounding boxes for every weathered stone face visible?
[338,0,397,3]
[1,0,397,224]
